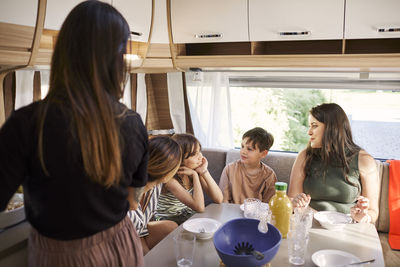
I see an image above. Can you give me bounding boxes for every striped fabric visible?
[128,184,162,237]
[154,187,195,224]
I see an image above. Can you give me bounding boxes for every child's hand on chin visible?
[178,166,197,177]
[195,157,208,174]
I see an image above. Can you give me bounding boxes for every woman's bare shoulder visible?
[358,149,375,163]
[295,148,307,162]
[358,150,377,173]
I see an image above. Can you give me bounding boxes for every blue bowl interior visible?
[213,218,281,256]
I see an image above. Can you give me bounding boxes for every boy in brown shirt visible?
[219,127,277,204]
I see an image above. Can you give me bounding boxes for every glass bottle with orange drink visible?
[269,182,292,238]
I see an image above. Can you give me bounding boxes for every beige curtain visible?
[131,72,193,135]
[136,73,147,123]
[15,70,34,110]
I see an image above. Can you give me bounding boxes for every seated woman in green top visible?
[288,103,379,224]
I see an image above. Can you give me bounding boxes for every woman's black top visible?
[0,100,148,240]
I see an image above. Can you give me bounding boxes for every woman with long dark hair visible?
[0,1,148,266]
[288,103,379,224]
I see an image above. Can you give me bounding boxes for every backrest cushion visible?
[202,148,227,206]
[377,161,389,232]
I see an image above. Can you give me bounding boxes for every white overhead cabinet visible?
[0,0,38,27]
[345,0,400,39]
[45,0,111,30]
[112,0,152,43]
[249,0,345,41]
[170,0,248,44]
[150,0,169,43]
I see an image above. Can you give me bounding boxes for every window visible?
[186,71,400,160]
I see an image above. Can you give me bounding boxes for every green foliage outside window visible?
[281,89,327,151]
[231,87,326,152]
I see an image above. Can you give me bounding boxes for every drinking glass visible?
[256,202,271,233]
[173,231,196,267]
[244,198,261,219]
[288,208,313,265]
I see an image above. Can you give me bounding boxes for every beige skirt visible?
[28,216,144,267]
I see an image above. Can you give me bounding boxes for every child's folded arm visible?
[164,172,205,212]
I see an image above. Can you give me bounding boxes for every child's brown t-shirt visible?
[219,160,277,204]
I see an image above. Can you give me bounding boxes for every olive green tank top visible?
[303,152,361,214]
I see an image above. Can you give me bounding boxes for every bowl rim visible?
[314,211,352,225]
[182,217,221,234]
[311,249,361,266]
[213,218,282,256]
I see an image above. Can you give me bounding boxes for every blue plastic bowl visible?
[213,218,281,267]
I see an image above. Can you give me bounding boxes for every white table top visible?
[144,203,385,267]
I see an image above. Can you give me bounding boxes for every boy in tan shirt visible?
[219,127,277,204]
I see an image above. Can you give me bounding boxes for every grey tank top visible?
[303,152,361,214]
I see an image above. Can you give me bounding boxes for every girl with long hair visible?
[154,133,223,225]
[0,1,148,266]
[288,103,379,223]
[128,136,181,255]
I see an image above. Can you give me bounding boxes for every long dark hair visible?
[38,0,131,187]
[172,134,201,162]
[304,103,361,183]
[171,134,201,186]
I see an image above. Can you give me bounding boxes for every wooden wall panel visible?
[181,72,193,134]
[145,73,173,130]
[33,71,41,101]
[130,73,137,111]
[174,54,400,69]
[146,43,171,58]
[3,72,15,120]
[0,50,30,66]
[0,22,35,50]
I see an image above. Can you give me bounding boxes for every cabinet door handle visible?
[378,28,400,33]
[279,31,311,36]
[131,31,143,37]
[194,33,223,39]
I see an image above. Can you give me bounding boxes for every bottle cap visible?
[275,182,287,191]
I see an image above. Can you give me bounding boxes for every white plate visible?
[0,205,25,229]
[0,194,25,229]
[312,249,361,267]
[182,218,221,240]
[314,211,352,231]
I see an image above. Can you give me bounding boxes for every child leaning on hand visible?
[219,127,277,204]
[154,133,223,225]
